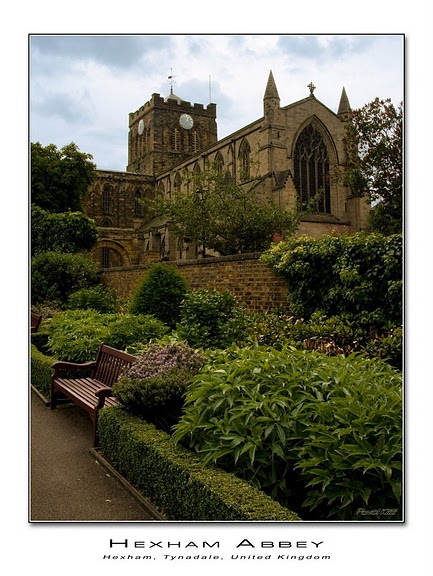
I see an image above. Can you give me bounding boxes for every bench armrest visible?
[94,386,115,411]
[94,386,113,399]
[52,360,96,379]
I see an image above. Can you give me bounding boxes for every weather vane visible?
[308,82,316,96]
[168,68,176,94]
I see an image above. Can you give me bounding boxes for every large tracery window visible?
[294,124,331,214]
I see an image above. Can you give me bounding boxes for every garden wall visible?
[100,253,289,311]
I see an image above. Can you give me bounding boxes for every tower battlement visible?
[129,93,216,126]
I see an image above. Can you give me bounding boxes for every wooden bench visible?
[31,313,42,333]
[50,343,136,446]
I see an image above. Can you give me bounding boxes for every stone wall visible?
[99,253,289,312]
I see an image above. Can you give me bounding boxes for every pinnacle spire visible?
[338,86,351,118]
[264,70,280,102]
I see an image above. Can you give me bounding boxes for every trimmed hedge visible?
[30,344,57,399]
[98,407,300,521]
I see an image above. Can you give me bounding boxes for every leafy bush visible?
[261,232,402,325]
[361,327,403,370]
[67,285,119,313]
[31,204,98,256]
[112,369,194,432]
[242,310,402,369]
[130,263,188,327]
[177,289,249,349]
[31,251,99,305]
[105,315,169,350]
[44,310,168,362]
[173,345,402,520]
[112,342,207,431]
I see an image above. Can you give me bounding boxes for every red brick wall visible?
[100,253,288,312]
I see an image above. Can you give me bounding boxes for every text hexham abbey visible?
[82,71,369,306]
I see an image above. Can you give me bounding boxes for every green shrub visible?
[44,309,168,362]
[31,344,57,398]
[112,342,207,431]
[67,285,119,313]
[261,232,402,325]
[31,251,99,305]
[130,263,188,327]
[242,310,402,369]
[104,314,169,350]
[31,204,98,257]
[112,369,194,432]
[361,327,403,370]
[173,345,402,521]
[98,407,300,521]
[177,289,248,349]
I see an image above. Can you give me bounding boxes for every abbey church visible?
[82,71,370,269]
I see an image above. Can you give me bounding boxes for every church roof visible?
[164,88,184,104]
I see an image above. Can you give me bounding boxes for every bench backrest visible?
[31,313,42,333]
[93,344,136,387]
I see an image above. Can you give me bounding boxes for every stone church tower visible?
[126,89,217,175]
[83,71,370,268]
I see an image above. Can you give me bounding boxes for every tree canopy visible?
[31,142,96,213]
[31,204,98,257]
[153,164,300,256]
[344,98,403,234]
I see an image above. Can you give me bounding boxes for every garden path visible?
[30,391,156,521]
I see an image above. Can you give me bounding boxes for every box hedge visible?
[98,407,300,522]
[30,344,57,399]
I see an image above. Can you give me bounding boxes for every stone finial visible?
[308,82,316,97]
[264,70,280,102]
[337,86,352,120]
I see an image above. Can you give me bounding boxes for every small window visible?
[134,191,143,216]
[102,189,110,214]
[101,247,110,268]
[239,139,251,182]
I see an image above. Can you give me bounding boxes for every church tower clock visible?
[126,87,217,176]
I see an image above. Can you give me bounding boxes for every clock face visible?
[179,113,193,130]
[138,119,144,135]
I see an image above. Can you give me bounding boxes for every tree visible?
[31,204,98,257]
[344,98,402,234]
[153,164,300,256]
[31,142,96,213]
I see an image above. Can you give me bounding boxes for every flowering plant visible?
[123,342,206,381]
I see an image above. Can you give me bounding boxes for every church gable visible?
[83,72,370,267]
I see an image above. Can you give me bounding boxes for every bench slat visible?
[55,378,102,408]
[50,343,135,446]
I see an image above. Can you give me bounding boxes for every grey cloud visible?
[31,34,173,72]
[32,91,94,124]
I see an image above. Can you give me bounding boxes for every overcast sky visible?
[30,34,403,172]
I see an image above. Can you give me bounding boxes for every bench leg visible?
[92,412,99,447]
[50,387,59,410]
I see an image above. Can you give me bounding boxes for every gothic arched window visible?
[293,124,331,213]
[192,131,199,153]
[102,188,111,214]
[215,152,224,173]
[174,172,182,194]
[238,139,251,182]
[193,162,201,176]
[134,191,143,216]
